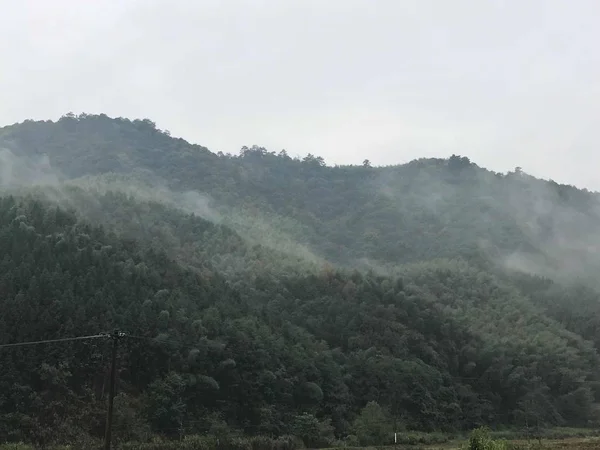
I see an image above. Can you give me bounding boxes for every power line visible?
[0,332,110,349]
[0,331,189,352]
[0,331,122,449]
[0,329,184,450]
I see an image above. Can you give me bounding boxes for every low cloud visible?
[0,148,60,188]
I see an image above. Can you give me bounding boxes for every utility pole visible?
[104,330,124,450]
[0,331,122,449]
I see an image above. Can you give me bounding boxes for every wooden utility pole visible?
[104,330,123,450]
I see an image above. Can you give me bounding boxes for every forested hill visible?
[2,113,600,282]
[2,113,600,447]
[2,195,600,447]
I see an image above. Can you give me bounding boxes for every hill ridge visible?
[2,113,600,445]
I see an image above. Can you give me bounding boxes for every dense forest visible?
[2,113,600,447]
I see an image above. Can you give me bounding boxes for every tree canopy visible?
[1,114,600,446]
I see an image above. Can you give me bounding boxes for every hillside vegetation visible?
[1,113,600,447]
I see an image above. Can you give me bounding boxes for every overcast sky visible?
[1,0,599,189]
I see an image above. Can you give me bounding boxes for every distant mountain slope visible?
[2,113,599,282]
[4,114,600,445]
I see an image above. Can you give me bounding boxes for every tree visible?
[291,413,334,448]
[2,115,600,445]
[353,401,392,446]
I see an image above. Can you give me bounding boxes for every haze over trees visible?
[2,113,600,447]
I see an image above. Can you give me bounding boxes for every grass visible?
[3,429,600,449]
[348,437,600,450]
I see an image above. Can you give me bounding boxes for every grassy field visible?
[441,437,600,449]
[1,441,600,449]
[415,434,600,450]
[346,437,600,449]
[2,429,600,449]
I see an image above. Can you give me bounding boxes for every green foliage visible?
[117,434,304,450]
[464,427,509,450]
[3,114,600,447]
[461,427,549,450]
[290,413,333,448]
[352,401,393,446]
[5,115,600,278]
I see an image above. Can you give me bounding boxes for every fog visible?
[0,148,60,188]
[0,147,324,273]
[3,136,600,285]
[500,172,600,283]
[370,159,600,284]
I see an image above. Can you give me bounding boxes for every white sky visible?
[1,0,599,189]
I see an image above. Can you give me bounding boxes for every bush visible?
[0,444,33,450]
[462,427,516,450]
[119,434,305,450]
[395,431,451,445]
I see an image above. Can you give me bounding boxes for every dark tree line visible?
[2,114,600,446]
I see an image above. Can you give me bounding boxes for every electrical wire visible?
[0,331,191,353]
[0,332,110,349]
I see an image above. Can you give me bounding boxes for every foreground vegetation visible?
[3,428,600,449]
[3,114,600,446]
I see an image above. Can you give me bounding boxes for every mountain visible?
[1,113,600,447]
[3,113,600,281]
